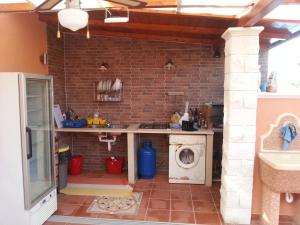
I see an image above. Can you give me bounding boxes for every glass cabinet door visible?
[24,76,55,208]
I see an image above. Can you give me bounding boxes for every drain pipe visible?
[98,133,117,151]
[286,193,294,204]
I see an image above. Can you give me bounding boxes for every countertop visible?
[55,123,214,135]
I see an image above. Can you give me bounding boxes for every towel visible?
[280,124,297,150]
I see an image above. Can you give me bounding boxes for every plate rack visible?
[94,79,123,102]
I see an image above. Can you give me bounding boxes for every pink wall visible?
[252,97,300,216]
[0,12,48,74]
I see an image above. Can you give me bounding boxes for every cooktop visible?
[138,123,170,129]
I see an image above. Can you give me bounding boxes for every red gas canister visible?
[106,156,124,174]
[69,155,83,175]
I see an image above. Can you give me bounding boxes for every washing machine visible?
[169,135,206,184]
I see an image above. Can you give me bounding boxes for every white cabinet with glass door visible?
[0,73,57,225]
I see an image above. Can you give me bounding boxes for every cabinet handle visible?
[26,127,33,159]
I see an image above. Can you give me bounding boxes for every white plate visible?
[115,78,122,91]
[97,81,102,92]
[107,80,112,91]
[111,79,117,91]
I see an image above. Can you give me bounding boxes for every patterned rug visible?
[87,192,142,215]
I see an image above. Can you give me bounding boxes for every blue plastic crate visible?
[63,119,87,128]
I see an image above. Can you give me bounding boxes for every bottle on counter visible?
[87,115,93,125]
[93,112,100,125]
[266,71,278,93]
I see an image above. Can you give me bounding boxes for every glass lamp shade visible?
[58,8,89,31]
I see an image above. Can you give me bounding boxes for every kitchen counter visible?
[55,123,214,135]
[55,124,214,186]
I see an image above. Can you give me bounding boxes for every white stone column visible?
[220,27,264,225]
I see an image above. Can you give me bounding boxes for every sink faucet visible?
[103,112,111,128]
[106,120,112,128]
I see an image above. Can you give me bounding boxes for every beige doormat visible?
[60,183,133,197]
[87,192,142,215]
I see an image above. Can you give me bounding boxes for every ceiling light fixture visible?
[58,0,89,32]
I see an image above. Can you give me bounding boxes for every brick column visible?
[220,27,264,224]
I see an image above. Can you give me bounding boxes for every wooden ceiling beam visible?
[35,0,62,11]
[271,29,300,48]
[39,14,227,35]
[262,18,300,24]
[0,3,34,12]
[283,0,300,4]
[260,39,271,49]
[260,31,291,39]
[67,28,223,45]
[123,0,177,8]
[237,0,285,27]
[128,8,237,20]
[39,14,289,43]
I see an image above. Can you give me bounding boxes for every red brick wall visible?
[48,26,226,171]
[47,26,66,108]
[259,48,269,83]
[62,33,225,120]
[48,27,270,172]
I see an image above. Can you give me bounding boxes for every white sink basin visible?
[259,152,300,171]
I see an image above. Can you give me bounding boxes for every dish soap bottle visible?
[179,101,189,125]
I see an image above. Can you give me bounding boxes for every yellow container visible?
[93,118,100,125]
[99,118,106,125]
[87,117,93,125]
[58,145,70,153]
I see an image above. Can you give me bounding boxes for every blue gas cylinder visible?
[138,141,156,179]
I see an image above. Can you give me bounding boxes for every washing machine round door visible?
[175,145,200,169]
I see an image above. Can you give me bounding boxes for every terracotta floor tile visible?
[145,209,170,222]
[43,222,65,225]
[195,212,221,225]
[97,213,123,219]
[191,189,212,195]
[193,201,217,213]
[152,182,171,190]
[250,219,262,225]
[139,197,149,209]
[171,190,192,200]
[192,191,213,202]
[134,182,153,190]
[154,174,168,183]
[58,194,87,205]
[82,196,97,205]
[150,190,171,199]
[215,203,220,211]
[210,182,221,193]
[251,214,260,220]
[190,184,210,192]
[136,178,153,183]
[72,205,101,218]
[66,224,89,225]
[171,211,195,224]
[171,199,193,211]
[170,183,191,191]
[148,199,170,210]
[55,203,80,216]
[279,215,293,222]
[133,189,151,198]
[121,209,146,221]
[212,192,221,201]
